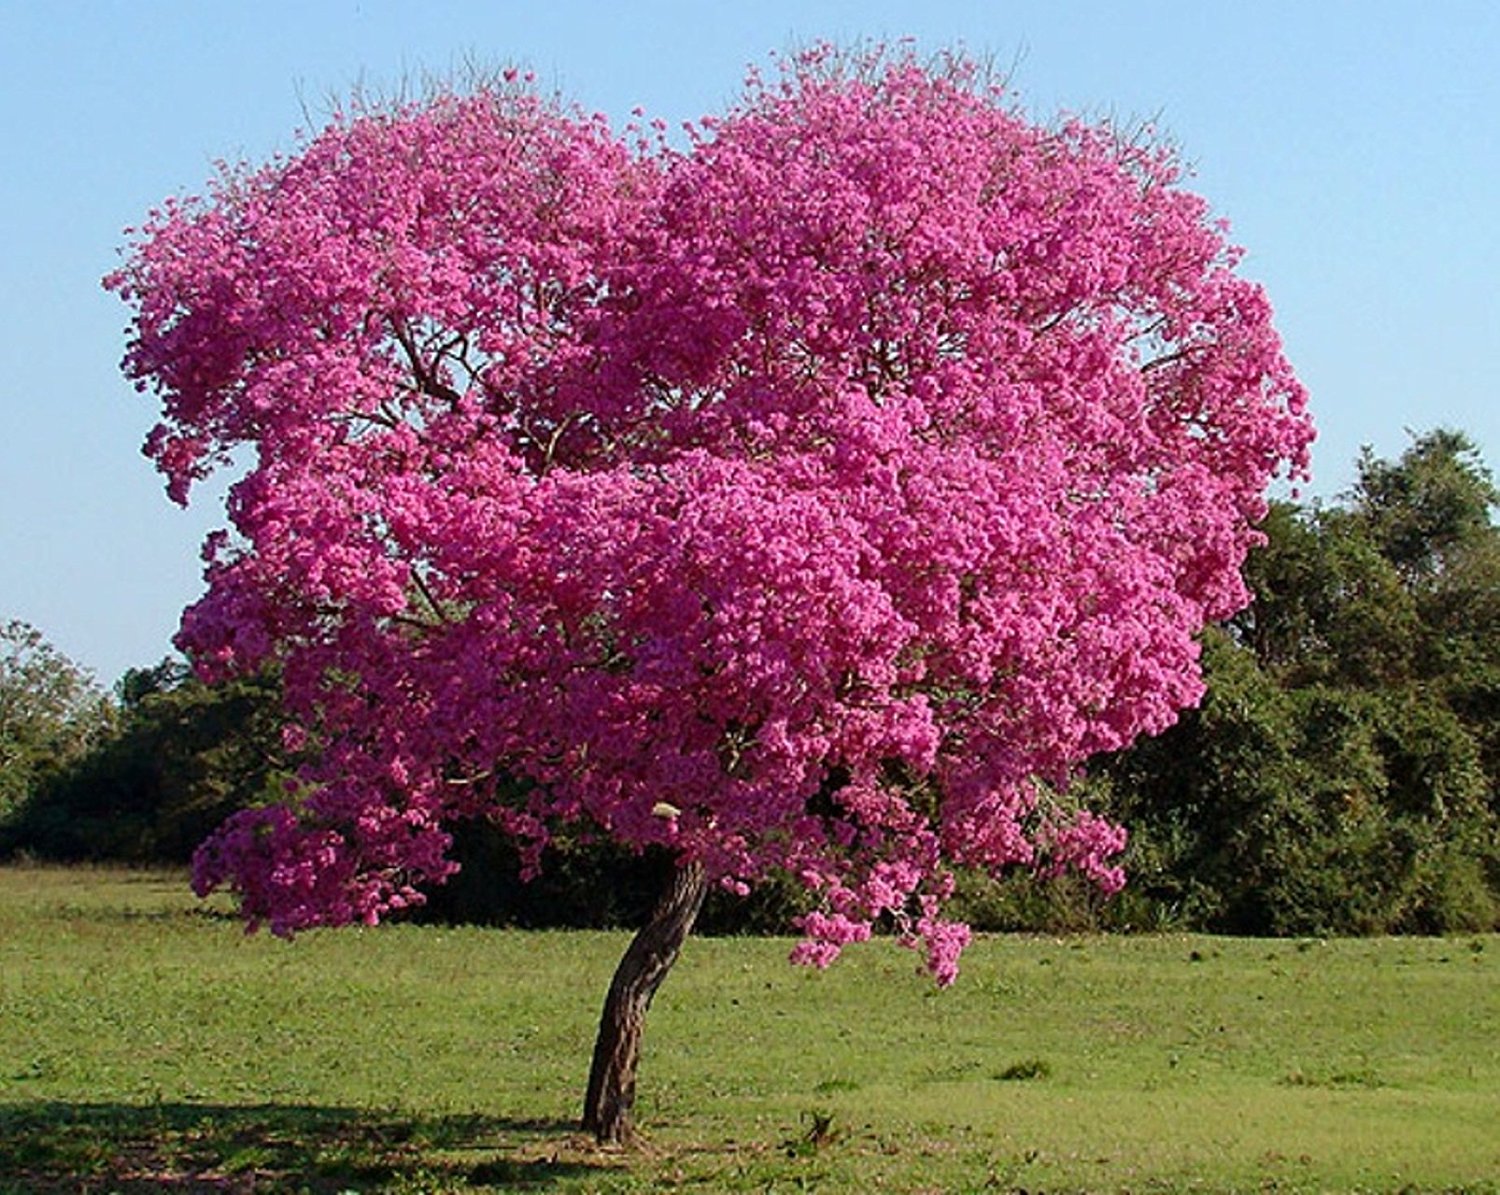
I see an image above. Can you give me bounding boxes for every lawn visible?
[1,865,1497,1192]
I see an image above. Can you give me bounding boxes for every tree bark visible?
[581,859,708,1145]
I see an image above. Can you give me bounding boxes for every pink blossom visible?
[111,46,1312,983]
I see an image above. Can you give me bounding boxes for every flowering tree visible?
[109,48,1311,1143]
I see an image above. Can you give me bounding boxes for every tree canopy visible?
[1107,430,1500,936]
[0,620,110,818]
[0,661,293,864]
[107,47,1311,983]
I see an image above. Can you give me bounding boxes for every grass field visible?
[1,866,1497,1193]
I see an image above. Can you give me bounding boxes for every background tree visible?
[1351,431,1500,795]
[0,619,111,820]
[108,47,1311,1142]
[1105,431,1500,935]
[1,662,294,863]
[1348,428,1498,584]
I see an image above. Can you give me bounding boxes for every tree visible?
[107,47,1312,1142]
[1109,432,1500,936]
[2,661,295,864]
[1349,431,1500,787]
[1347,429,1498,585]
[0,619,111,819]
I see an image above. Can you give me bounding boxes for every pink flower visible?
[114,45,1311,979]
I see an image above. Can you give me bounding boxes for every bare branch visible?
[392,317,463,404]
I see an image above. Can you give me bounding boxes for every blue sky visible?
[2,1,1497,683]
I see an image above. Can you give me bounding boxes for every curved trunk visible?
[581,860,708,1145]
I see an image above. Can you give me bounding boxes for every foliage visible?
[0,620,111,820]
[10,435,1494,941]
[1104,430,1500,936]
[3,866,1498,1193]
[1350,427,1499,583]
[0,661,295,863]
[107,45,1310,982]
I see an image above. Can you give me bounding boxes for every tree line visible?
[4,429,1497,937]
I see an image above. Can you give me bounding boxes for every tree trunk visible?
[581,859,708,1145]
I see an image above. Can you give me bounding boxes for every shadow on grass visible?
[0,1100,604,1193]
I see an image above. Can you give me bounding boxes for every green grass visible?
[2,866,1498,1192]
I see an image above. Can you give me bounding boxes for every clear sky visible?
[2,1,1497,684]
